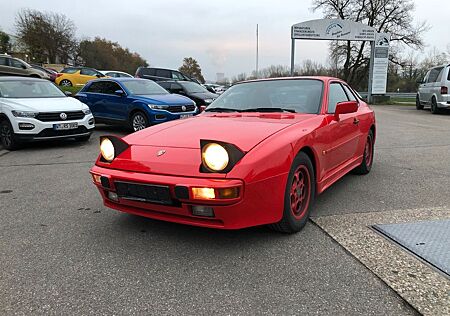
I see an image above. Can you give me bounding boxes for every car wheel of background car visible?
[74,135,91,142]
[130,111,149,132]
[430,97,440,114]
[269,152,315,233]
[352,130,374,175]
[0,120,20,150]
[415,95,424,110]
[59,79,72,87]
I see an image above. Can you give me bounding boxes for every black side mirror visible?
[64,91,73,97]
[114,89,125,96]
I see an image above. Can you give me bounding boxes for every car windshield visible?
[0,80,66,98]
[206,79,323,114]
[121,80,169,95]
[180,81,209,93]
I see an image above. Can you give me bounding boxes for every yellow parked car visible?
[55,67,106,87]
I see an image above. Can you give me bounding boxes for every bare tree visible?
[15,9,77,63]
[312,0,429,89]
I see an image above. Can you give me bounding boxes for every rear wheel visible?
[130,111,149,132]
[59,79,72,87]
[416,95,423,110]
[431,97,440,114]
[0,120,21,150]
[353,130,374,175]
[269,152,315,233]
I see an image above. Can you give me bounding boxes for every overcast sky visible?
[0,0,448,81]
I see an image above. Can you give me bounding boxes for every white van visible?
[416,64,450,114]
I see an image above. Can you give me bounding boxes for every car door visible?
[77,81,105,117]
[322,82,361,174]
[100,81,130,121]
[8,58,29,76]
[0,56,10,75]
[79,68,99,85]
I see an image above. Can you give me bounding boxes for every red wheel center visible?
[290,165,311,219]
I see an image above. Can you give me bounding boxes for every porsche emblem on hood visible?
[156,149,166,157]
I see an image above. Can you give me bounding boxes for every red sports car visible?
[90,77,375,233]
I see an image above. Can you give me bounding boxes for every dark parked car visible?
[31,65,58,82]
[75,78,197,131]
[157,80,219,109]
[135,67,192,81]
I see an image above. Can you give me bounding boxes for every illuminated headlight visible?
[12,110,38,118]
[148,104,168,110]
[204,99,214,104]
[202,143,229,171]
[100,138,115,162]
[83,108,92,115]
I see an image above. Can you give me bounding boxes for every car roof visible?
[0,76,46,82]
[237,76,341,85]
[88,77,146,83]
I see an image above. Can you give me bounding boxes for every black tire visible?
[416,95,423,110]
[269,152,315,233]
[74,134,91,142]
[430,97,440,114]
[130,111,149,132]
[59,79,72,87]
[353,130,374,175]
[0,120,21,150]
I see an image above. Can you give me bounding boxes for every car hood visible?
[124,112,316,152]
[131,94,194,105]
[187,91,218,99]
[0,97,88,112]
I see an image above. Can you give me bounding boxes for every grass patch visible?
[58,86,82,95]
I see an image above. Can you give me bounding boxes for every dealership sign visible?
[371,33,390,94]
[292,19,376,41]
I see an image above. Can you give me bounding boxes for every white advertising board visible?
[292,19,376,41]
[371,33,390,94]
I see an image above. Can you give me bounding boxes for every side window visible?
[447,67,450,81]
[170,83,183,91]
[159,82,170,90]
[427,67,443,83]
[171,71,184,80]
[61,68,79,74]
[80,68,98,76]
[85,82,104,93]
[423,71,430,83]
[0,57,7,66]
[342,85,357,101]
[103,81,122,95]
[156,69,171,78]
[328,83,349,113]
[11,59,26,69]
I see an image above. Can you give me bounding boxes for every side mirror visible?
[114,89,125,96]
[334,101,358,120]
[416,77,424,84]
[64,91,73,97]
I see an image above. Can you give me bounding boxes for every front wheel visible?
[130,111,149,132]
[269,152,315,233]
[352,130,374,175]
[0,120,21,150]
[59,79,72,87]
[416,96,423,110]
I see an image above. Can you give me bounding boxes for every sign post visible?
[290,19,389,103]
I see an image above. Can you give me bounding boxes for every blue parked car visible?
[75,78,197,131]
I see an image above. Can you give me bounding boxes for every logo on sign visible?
[60,112,67,120]
[377,36,389,46]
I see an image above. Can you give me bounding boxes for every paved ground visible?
[0,105,448,315]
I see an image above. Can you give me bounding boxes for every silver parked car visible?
[416,64,450,114]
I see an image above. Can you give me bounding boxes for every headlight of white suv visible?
[11,110,38,118]
[83,108,92,115]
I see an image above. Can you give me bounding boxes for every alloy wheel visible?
[290,165,311,220]
[132,114,147,131]
[0,124,12,148]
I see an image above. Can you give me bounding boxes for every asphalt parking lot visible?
[1,105,449,315]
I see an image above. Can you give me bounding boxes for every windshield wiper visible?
[240,107,297,113]
[205,107,241,113]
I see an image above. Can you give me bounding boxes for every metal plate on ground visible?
[373,219,450,278]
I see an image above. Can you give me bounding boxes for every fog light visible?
[192,205,214,217]
[192,187,215,199]
[18,123,35,130]
[217,187,239,199]
[107,191,119,201]
[88,118,95,125]
[155,114,167,120]
[92,174,102,184]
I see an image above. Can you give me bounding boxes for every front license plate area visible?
[114,181,173,205]
[53,122,78,130]
[180,114,193,119]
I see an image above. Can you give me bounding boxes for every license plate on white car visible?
[53,122,78,130]
[180,114,193,119]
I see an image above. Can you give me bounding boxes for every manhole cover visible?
[373,219,450,278]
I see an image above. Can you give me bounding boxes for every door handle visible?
[353,118,360,125]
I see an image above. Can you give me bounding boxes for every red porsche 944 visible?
[90,77,375,233]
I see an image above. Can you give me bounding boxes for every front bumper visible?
[12,114,95,141]
[90,165,286,229]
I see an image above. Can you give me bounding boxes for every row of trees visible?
[9,9,148,74]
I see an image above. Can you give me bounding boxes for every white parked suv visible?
[416,64,450,114]
[0,77,95,150]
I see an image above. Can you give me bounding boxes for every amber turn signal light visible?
[191,187,240,200]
